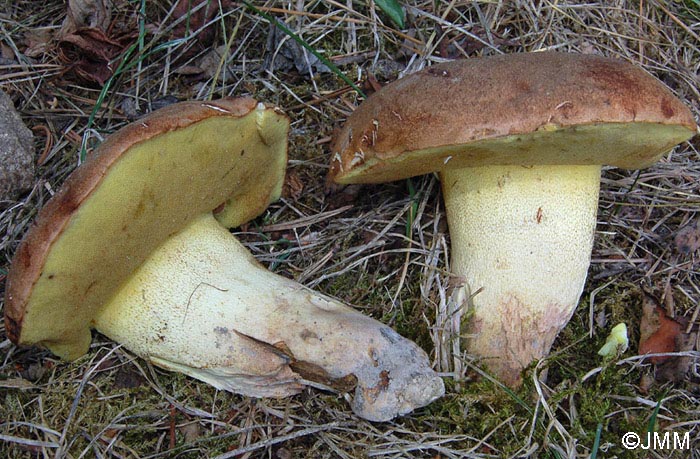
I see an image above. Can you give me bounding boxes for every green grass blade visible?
[376,0,406,28]
[405,178,417,238]
[647,393,667,434]
[590,423,603,459]
[81,41,139,162]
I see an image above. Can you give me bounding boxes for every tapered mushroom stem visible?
[440,164,601,385]
[94,213,444,422]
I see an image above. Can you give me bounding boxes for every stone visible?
[0,90,34,201]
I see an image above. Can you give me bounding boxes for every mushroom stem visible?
[440,164,601,386]
[94,213,444,422]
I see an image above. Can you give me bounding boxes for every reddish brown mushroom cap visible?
[328,52,696,185]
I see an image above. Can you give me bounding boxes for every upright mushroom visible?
[327,52,697,386]
[4,98,444,421]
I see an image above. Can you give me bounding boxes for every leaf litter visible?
[1,1,699,457]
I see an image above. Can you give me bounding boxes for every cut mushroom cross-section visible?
[327,52,697,387]
[4,98,444,422]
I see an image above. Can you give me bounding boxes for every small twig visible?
[287,85,355,111]
[260,205,353,232]
[56,346,122,458]
[256,6,366,25]
[0,434,59,449]
[588,277,618,338]
[168,404,176,450]
[212,422,341,459]
[32,125,54,165]
[656,1,700,42]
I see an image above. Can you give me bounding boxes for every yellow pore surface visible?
[333,122,695,184]
[20,110,288,359]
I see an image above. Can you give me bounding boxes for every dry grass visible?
[1,0,699,457]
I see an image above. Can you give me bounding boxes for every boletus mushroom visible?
[327,52,697,386]
[4,98,444,421]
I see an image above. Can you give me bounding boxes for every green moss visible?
[376,280,683,456]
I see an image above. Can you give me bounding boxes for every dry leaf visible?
[325,184,362,208]
[0,378,37,390]
[639,294,682,364]
[1,43,13,61]
[23,28,53,58]
[178,423,201,443]
[61,0,113,35]
[282,170,304,201]
[654,333,696,383]
[170,0,225,61]
[263,24,330,75]
[113,365,146,389]
[58,27,130,85]
[56,0,138,85]
[638,293,697,383]
[675,218,700,254]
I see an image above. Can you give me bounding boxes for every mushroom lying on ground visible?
[4,98,444,422]
[327,52,697,386]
